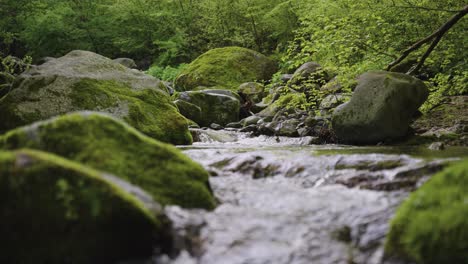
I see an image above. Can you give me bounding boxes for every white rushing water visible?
[152,130,458,264]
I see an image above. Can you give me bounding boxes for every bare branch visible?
[387,5,468,72]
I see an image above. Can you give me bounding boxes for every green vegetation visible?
[1,1,464,109]
[0,112,216,209]
[0,149,162,263]
[385,159,468,263]
[146,63,188,82]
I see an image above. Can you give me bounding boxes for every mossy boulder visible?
[258,93,307,119]
[238,82,266,104]
[175,90,240,127]
[174,99,202,125]
[0,149,164,263]
[332,71,428,144]
[0,50,191,145]
[174,47,277,91]
[385,159,468,264]
[0,112,215,209]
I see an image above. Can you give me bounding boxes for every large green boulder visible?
[0,112,215,209]
[175,90,240,127]
[385,159,468,264]
[174,47,277,91]
[332,71,428,144]
[0,149,164,263]
[0,50,191,145]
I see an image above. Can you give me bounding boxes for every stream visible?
[152,129,467,264]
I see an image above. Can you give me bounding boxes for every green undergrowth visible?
[0,112,215,209]
[146,63,188,82]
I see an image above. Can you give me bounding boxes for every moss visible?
[174,47,277,91]
[385,159,468,263]
[0,112,215,209]
[70,79,192,145]
[0,52,192,145]
[0,149,162,264]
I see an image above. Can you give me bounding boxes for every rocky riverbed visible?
[148,131,466,264]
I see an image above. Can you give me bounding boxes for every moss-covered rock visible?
[174,99,203,125]
[175,90,240,127]
[258,93,307,119]
[332,71,428,144]
[0,149,164,264]
[0,50,191,145]
[0,112,215,209]
[385,159,468,264]
[238,82,266,104]
[174,47,277,91]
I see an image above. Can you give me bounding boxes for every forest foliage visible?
[1,0,466,108]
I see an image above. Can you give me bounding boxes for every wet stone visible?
[165,135,464,264]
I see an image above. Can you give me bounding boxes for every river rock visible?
[238,82,266,104]
[241,115,262,127]
[386,159,468,263]
[0,50,191,145]
[175,90,240,127]
[332,71,428,144]
[280,74,293,82]
[319,94,350,110]
[276,119,300,137]
[290,62,330,85]
[190,128,238,143]
[0,149,163,263]
[113,57,137,69]
[174,99,202,125]
[225,122,243,129]
[174,47,277,91]
[0,112,215,209]
[320,77,343,93]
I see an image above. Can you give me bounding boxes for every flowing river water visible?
[150,129,467,264]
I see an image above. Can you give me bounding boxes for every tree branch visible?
[387,5,468,72]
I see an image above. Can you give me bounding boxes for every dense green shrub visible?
[0,0,465,109]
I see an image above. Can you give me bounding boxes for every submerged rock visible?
[175,90,240,127]
[385,159,468,263]
[332,71,428,144]
[0,112,215,209]
[0,149,163,263]
[0,50,191,145]
[174,47,277,91]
